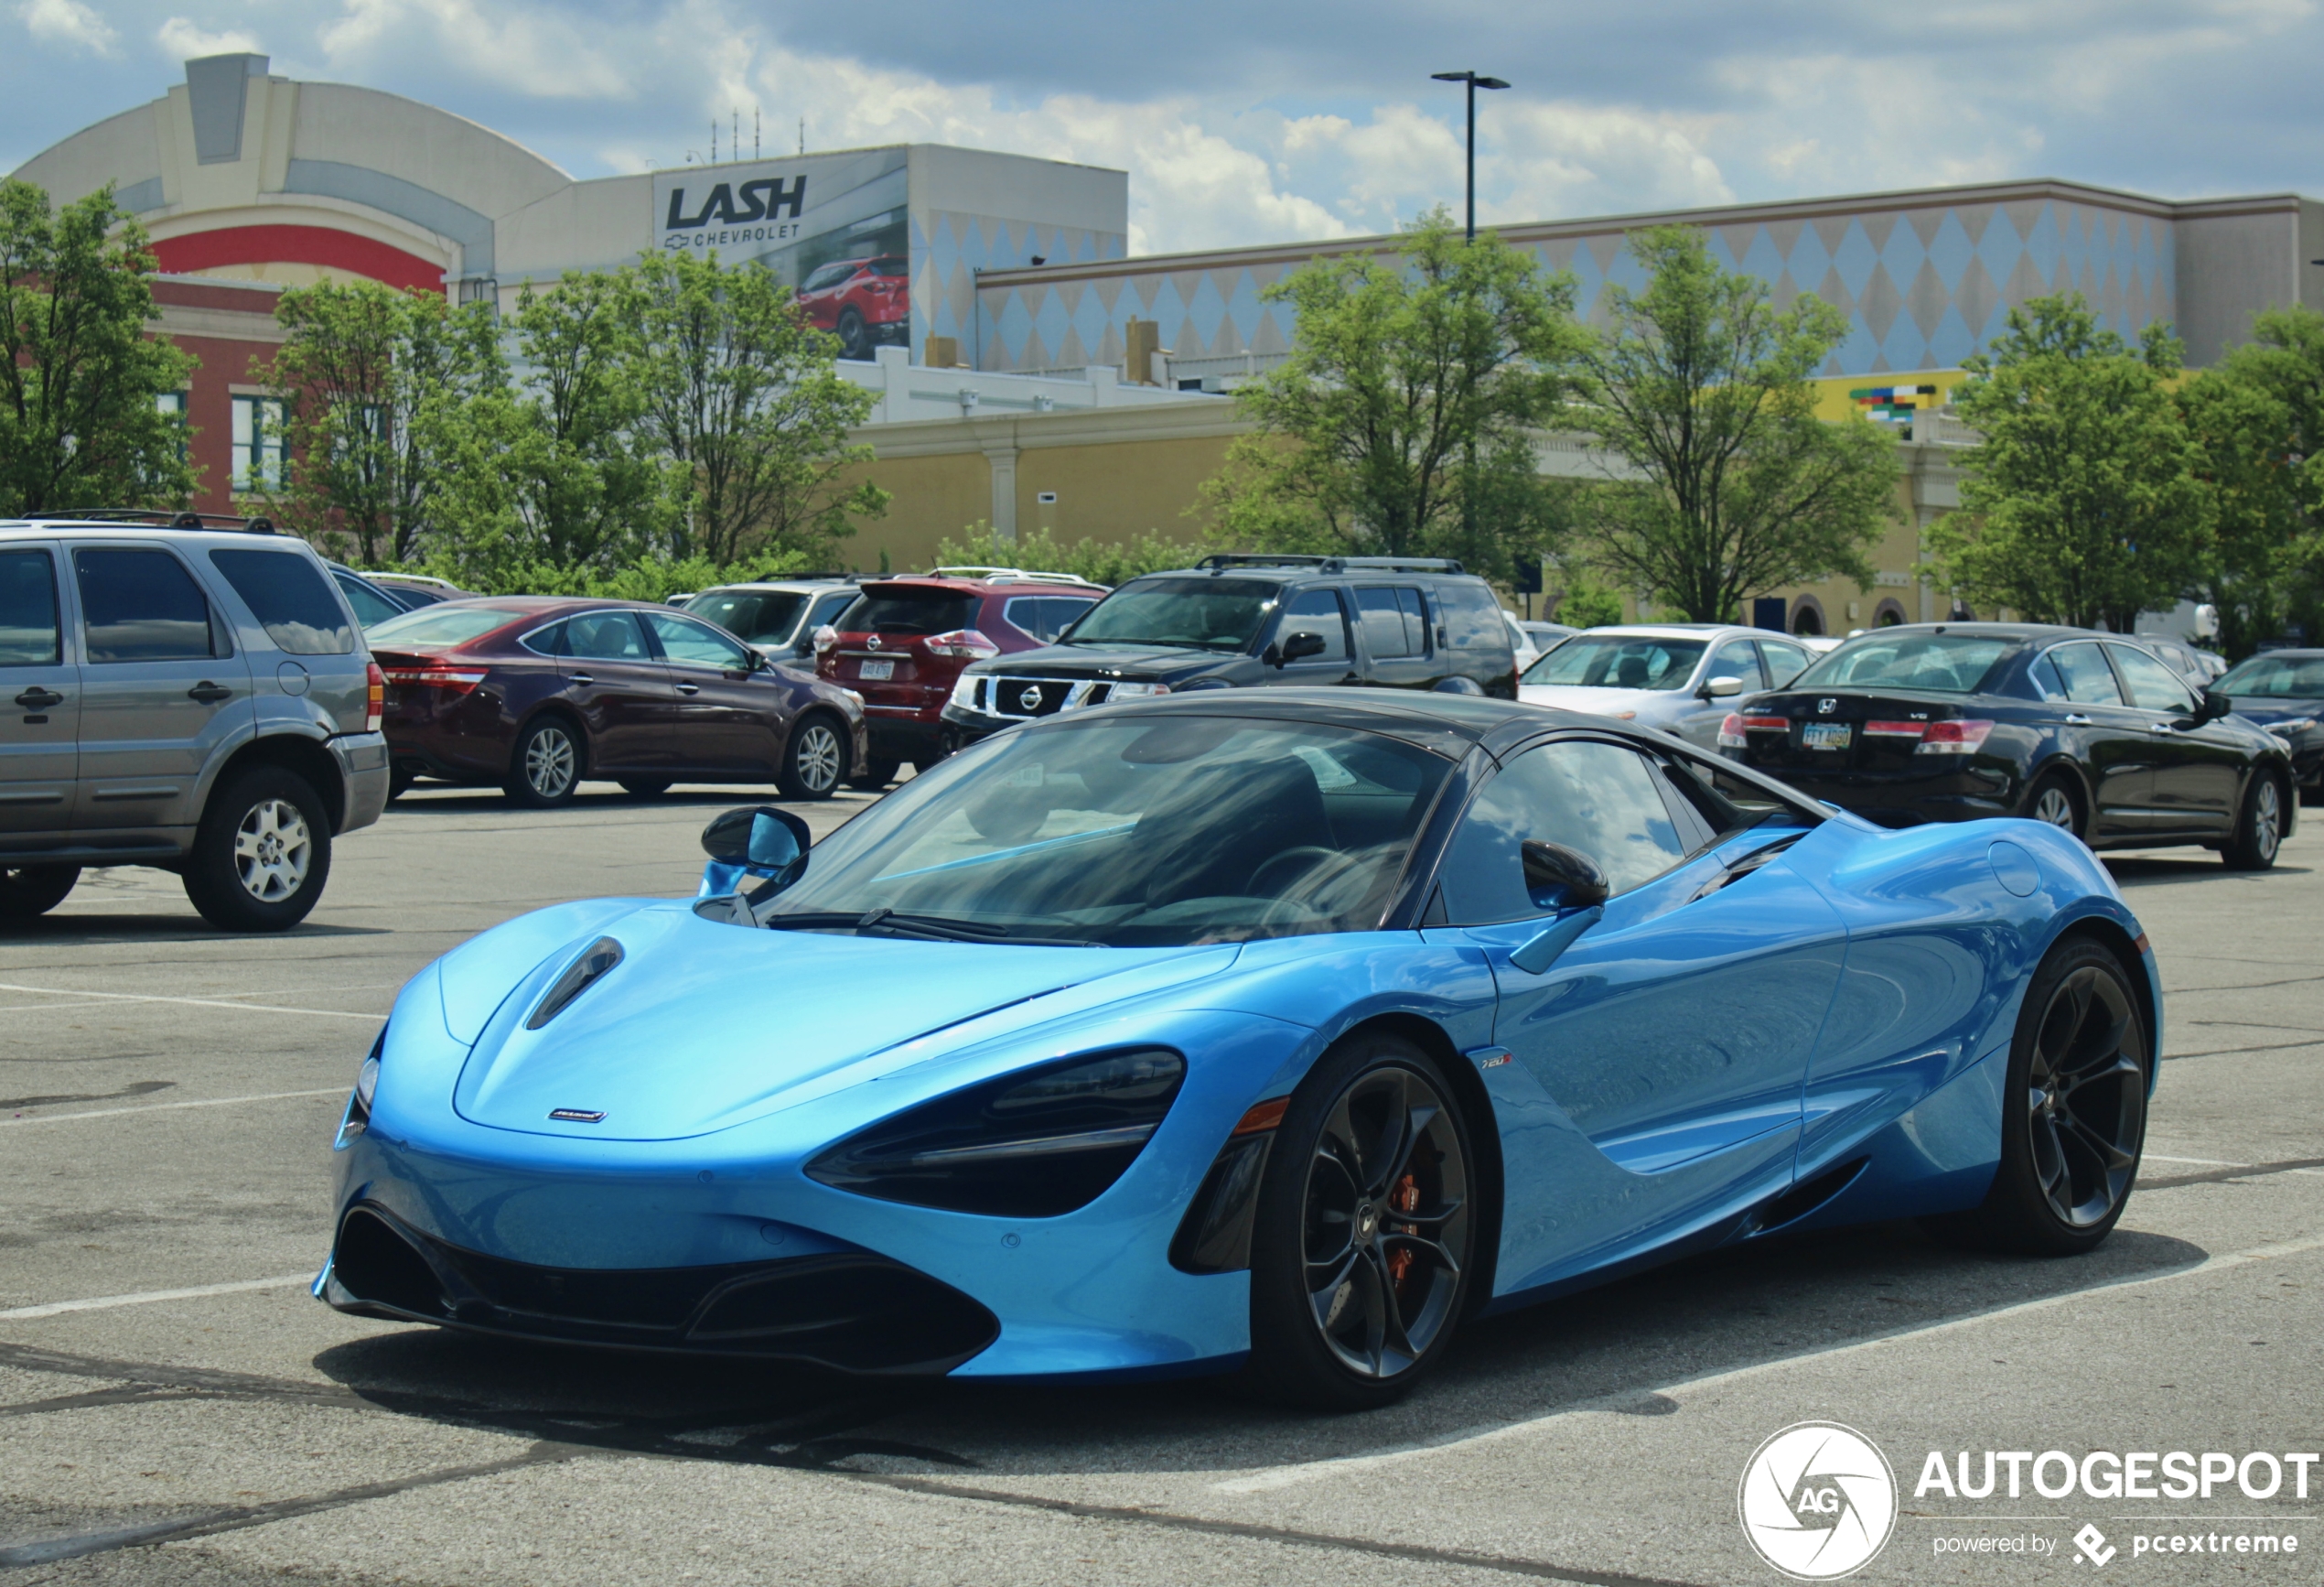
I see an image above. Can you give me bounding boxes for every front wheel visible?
[2222,772,2285,869]
[504,718,583,808]
[1935,936,2147,1255]
[1244,1031,1476,1411]
[778,714,845,801]
[182,767,333,932]
[0,866,80,920]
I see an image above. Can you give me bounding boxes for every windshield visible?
[687,589,808,645]
[2218,653,2324,697]
[1522,634,1705,691]
[1061,578,1278,651]
[1792,632,2015,694]
[365,604,531,648]
[763,715,1453,946]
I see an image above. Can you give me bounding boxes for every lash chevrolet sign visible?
[650,146,909,286]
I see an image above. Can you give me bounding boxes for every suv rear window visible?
[1432,581,1509,653]
[687,589,808,644]
[209,549,354,655]
[839,586,976,636]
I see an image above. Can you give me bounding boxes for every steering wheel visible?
[1246,847,1337,899]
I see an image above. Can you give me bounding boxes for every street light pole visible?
[1430,70,1510,241]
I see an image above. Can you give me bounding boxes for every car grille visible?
[963,675,1116,719]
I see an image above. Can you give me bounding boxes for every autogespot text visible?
[1915,1449,2319,1500]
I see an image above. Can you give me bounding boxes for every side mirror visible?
[1699,675,1744,700]
[1276,631,1327,666]
[698,805,811,900]
[2199,687,2233,723]
[1522,839,1609,909]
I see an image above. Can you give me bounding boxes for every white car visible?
[1517,623,1817,748]
[1500,613,1577,673]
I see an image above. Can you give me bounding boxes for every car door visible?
[552,610,669,774]
[642,610,777,777]
[70,544,253,834]
[0,545,79,842]
[1351,586,1435,689]
[1271,587,1360,685]
[2041,641,2152,836]
[1426,736,1846,1294]
[2105,642,2240,834]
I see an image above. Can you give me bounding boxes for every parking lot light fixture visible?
[1430,70,1511,241]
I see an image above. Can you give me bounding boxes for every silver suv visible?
[681,578,865,663]
[0,515,390,930]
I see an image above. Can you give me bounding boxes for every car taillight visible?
[1718,713,1748,748]
[926,629,1001,659]
[812,625,838,655]
[380,662,487,696]
[1864,720,1927,740]
[365,662,385,733]
[1916,719,1995,755]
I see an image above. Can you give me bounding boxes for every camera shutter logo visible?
[1738,1422,1897,1579]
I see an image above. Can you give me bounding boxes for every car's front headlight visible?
[948,671,984,711]
[805,1047,1185,1217]
[1107,682,1169,699]
[339,1028,384,1144]
[2265,717,2317,737]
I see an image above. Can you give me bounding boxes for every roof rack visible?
[1193,553,1466,575]
[17,508,280,534]
[924,566,1103,587]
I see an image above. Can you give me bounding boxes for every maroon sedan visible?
[369,598,869,807]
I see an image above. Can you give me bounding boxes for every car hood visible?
[448,902,1240,1141]
[1516,684,1685,718]
[2224,697,2324,726]
[973,643,1242,684]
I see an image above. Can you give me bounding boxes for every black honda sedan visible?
[1719,623,2296,868]
[2210,649,2324,804]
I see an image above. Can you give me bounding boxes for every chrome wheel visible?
[2033,785,2076,829]
[232,798,313,903]
[525,727,576,799]
[1301,1064,1469,1380]
[793,721,842,794]
[2026,965,2145,1228]
[2253,778,2282,863]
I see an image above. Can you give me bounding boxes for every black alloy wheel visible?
[1939,936,2146,1255]
[505,718,583,808]
[619,778,673,799]
[837,308,869,362]
[0,865,81,920]
[2026,772,2084,841]
[779,714,845,801]
[1246,1032,1475,1410]
[2222,772,2285,870]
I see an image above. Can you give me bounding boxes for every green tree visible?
[627,250,887,564]
[1554,576,1626,628]
[427,272,675,588]
[0,179,198,513]
[931,523,1200,586]
[1196,208,1584,583]
[260,279,503,566]
[1928,294,2208,632]
[1562,224,1898,622]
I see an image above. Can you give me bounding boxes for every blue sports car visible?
[320,691,2159,1409]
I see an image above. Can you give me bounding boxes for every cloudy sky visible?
[6,0,2320,255]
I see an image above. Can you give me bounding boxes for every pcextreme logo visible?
[1739,1422,1899,1580]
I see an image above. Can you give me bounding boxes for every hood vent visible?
[525,937,623,1031]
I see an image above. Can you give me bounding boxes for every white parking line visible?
[0,981,383,1021]
[2,1089,345,1128]
[0,1275,312,1322]
[1211,1230,2324,1495]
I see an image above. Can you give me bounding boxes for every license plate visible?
[857,659,894,681]
[1802,722,1852,750]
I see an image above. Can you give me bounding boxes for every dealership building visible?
[16,55,2324,630]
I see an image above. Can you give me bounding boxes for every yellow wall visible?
[838,452,989,572]
[1014,436,1232,544]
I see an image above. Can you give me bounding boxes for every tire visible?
[778,713,845,801]
[1936,936,2147,1256]
[2024,771,2086,842]
[2222,772,2286,870]
[1244,1031,1478,1411]
[836,308,869,361]
[619,778,672,799]
[0,866,80,920]
[388,764,417,802]
[504,717,584,808]
[847,756,900,793]
[181,766,333,933]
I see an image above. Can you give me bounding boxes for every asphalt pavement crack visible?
[2141,1156,2324,1190]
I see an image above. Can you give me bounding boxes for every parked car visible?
[0,515,389,928]
[2134,632,2224,688]
[362,573,471,609]
[820,570,1107,780]
[326,563,420,631]
[371,598,868,806]
[319,688,2159,1409]
[939,556,1520,750]
[796,254,909,361]
[684,578,864,665]
[2210,648,2324,804]
[1518,624,1816,749]
[1719,623,2295,866]
[1517,620,1576,657]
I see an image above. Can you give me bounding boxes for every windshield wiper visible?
[759,908,1095,946]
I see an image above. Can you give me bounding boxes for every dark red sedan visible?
[796,254,908,361]
[369,598,870,807]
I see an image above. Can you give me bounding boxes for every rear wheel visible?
[778,714,845,801]
[0,866,80,920]
[182,767,332,932]
[505,718,583,808]
[2222,772,2285,870]
[619,778,672,799]
[1937,936,2146,1255]
[1245,1031,1476,1411]
[836,308,869,361]
[846,756,900,793]
[2025,772,2085,842]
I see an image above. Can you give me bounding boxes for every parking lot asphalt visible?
[2,782,2320,1585]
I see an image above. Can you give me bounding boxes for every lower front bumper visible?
[324,1201,998,1373]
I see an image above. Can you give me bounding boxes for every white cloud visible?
[156,15,262,58]
[317,0,632,98]
[20,0,117,55]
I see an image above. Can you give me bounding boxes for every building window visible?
[231,395,286,491]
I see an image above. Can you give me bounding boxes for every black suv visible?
[940,555,1517,745]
